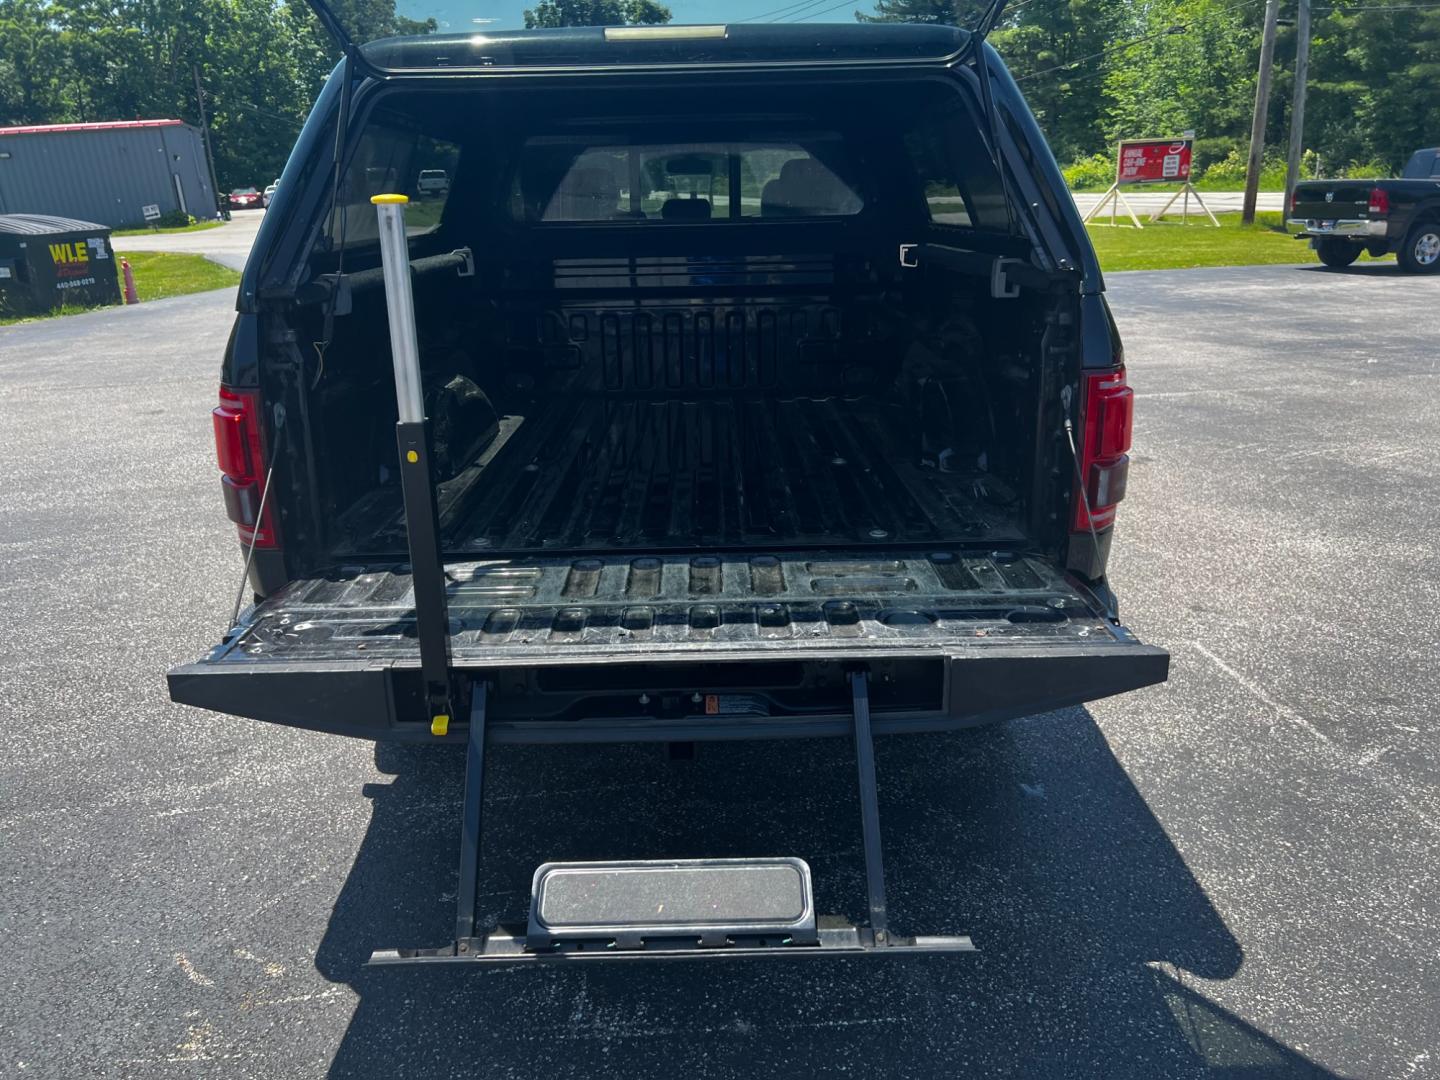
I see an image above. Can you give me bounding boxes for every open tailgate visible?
[169,549,1167,741]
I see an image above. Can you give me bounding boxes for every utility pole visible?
[1284,0,1312,213]
[192,63,224,219]
[1242,0,1281,224]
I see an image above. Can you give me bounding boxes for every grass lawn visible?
[112,219,225,237]
[0,252,239,326]
[1087,211,1394,272]
[122,251,240,300]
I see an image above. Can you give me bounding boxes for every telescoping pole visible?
[372,194,454,736]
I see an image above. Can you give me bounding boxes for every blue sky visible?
[399,0,869,34]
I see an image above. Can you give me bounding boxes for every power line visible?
[779,0,843,19]
[739,0,838,21]
[1014,23,1189,80]
[229,100,304,129]
[792,0,865,20]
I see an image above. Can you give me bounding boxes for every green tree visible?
[852,0,1128,161]
[523,0,671,28]
[989,0,1127,164]
[1305,6,1440,174]
[0,0,69,123]
[1099,0,1256,147]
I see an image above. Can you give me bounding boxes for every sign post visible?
[1083,137,1218,228]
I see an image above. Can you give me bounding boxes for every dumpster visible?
[0,214,122,317]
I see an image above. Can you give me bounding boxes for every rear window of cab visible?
[507,135,865,223]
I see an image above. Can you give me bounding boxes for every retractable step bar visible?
[368,671,975,965]
[364,195,972,966]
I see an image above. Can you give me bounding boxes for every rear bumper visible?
[1286,217,1388,239]
[167,642,1169,743]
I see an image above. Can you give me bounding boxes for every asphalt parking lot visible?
[2,261,1437,1079]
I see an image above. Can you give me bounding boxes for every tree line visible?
[1,0,1434,195]
[871,0,1439,180]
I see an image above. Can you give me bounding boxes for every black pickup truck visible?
[169,6,1168,965]
[1289,148,1440,271]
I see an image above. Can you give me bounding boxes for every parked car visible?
[1289,148,1440,272]
[416,168,449,197]
[263,181,279,208]
[170,12,1168,966]
[227,186,263,210]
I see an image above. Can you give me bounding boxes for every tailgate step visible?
[367,672,977,966]
[527,858,816,949]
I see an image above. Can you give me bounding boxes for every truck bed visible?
[330,395,1026,557]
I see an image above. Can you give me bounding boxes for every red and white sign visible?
[1116,139,1193,184]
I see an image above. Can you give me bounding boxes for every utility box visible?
[0,214,121,317]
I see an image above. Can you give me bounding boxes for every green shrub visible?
[1200,149,1300,188]
[1336,158,1391,179]
[1191,137,1244,175]
[1201,148,1248,184]
[1064,153,1117,190]
[155,209,194,229]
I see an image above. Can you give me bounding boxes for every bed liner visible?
[331,395,1027,558]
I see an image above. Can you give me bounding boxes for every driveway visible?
[111,211,265,271]
[1,262,1436,1078]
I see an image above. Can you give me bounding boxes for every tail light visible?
[1289,188,1299,215]
[213,385,279,548]
[1071,367,1134,533]
[1368,187,1390,216]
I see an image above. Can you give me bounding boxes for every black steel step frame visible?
[367,670,976,966]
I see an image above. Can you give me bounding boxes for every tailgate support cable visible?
[229,404,284,628]
[1061,384,1103,555]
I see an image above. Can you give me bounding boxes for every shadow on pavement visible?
[315,708,1339,1078]
[1294,261,1402,275]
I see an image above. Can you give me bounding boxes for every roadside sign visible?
[142,204,162,222]
[1084,136,1216,230]
[1116,139,1193,184]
